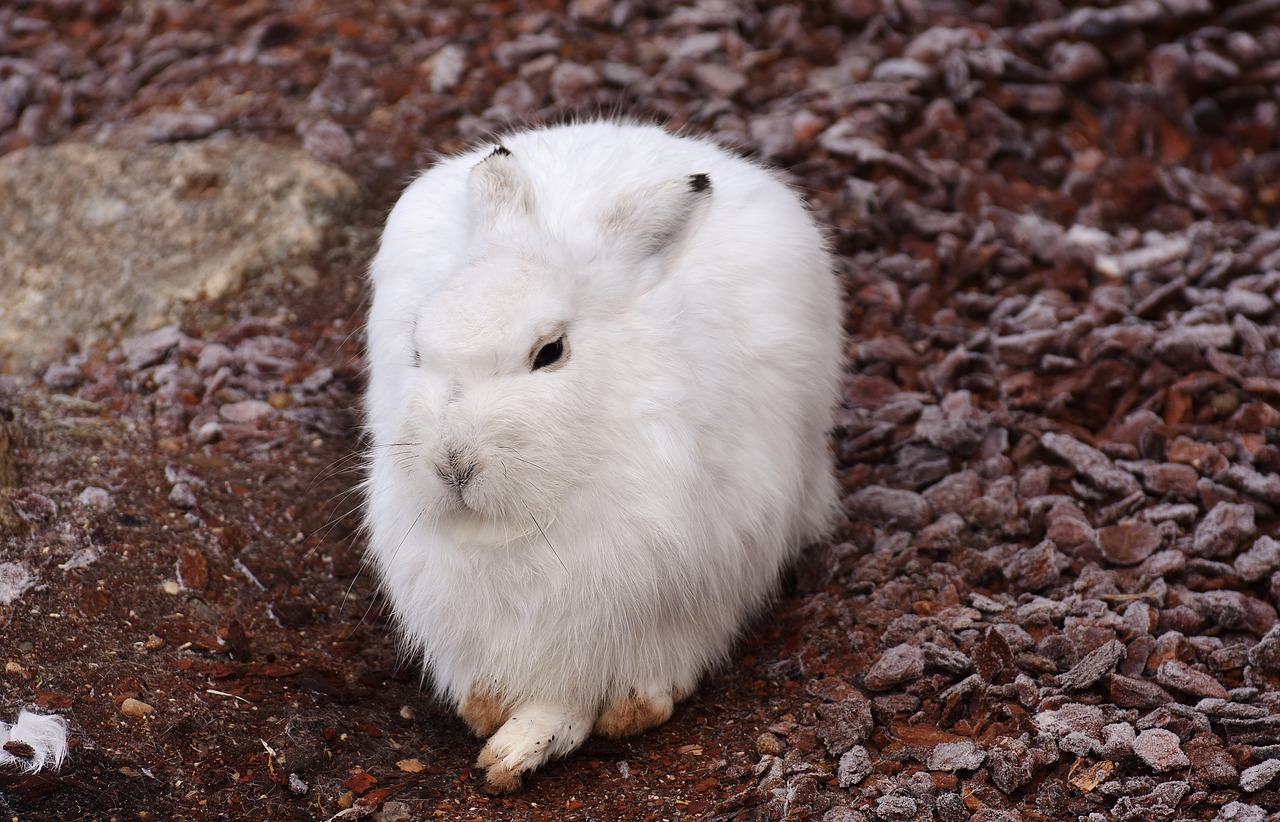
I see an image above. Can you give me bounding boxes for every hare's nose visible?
[436,448,478,490]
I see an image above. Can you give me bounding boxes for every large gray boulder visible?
[0,139,359,374]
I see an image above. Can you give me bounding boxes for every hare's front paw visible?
[595,683,682,738]
[476,704,593,793]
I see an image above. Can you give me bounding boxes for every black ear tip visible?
[489,145,512,158]
[688,173,711,193]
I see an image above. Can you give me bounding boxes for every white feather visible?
[0,709,70,773]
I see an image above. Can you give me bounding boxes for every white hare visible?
[363,120,843,792]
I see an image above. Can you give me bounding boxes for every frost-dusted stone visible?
[865,643,925,690]
[168,482,197,510]
[42,363,82,389]
[987,736,1036,793]
[1134,728,1190,772]
[1153,323,1236,360]
[847,485,933,530]
[78,486,113,508]
[974,626,1015,681]
[874,794,916,821]
[1111,780,1190,821]
[1184,735,1240,787]
[838,745,873,788]
[0,561,34,606]
[1041,432,1142,497]
[1057,639,1125,690]
[817,697,874,755]
[1239,758,1280,792]
[1193,503,1255,559]
[219,399,278,425]
[1045,500,1097,552]
[1220,465,1280,507]
[1247,625,1280,671]
[1192,590,1277,636]
[1214,802,1268,822]
[1049,40,1108,82]
[1166,436,1228,475]
[922,642,971,675]
[1100,722,1136,758]
[1098,520,1161,566]
[1111,674,1175,709]
[1235,536,1280,582]
[927,740,985,771]
[1004,540,1067,593]
[1156,660,1230,699]
[122,325,186,370]
[0,140,358,373]
[922,470,983,516]
[1140,463,1201,498]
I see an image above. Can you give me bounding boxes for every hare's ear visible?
[467,145,534,233]
[600,173,712,271]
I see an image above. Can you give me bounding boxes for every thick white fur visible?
[0,709,70,773]
[363,121,843,787]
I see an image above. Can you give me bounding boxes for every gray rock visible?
[0,140,358,373]
[299,119,354,163]
[219,399,278,425]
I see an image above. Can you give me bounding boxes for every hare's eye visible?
[531,336,566,371]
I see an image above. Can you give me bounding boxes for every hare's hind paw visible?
[459,685,510,738]
[595,685,675,738]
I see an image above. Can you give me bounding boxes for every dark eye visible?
[532,336,565,371]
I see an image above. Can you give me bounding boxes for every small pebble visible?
[120,697,155,718]
[756,731,785,756]
[78,486,113,508]
[219,399,277,425]
[168,482,197,510]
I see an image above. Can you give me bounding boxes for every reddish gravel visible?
[3,1,1280,821]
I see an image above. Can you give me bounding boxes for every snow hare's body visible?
[364,121,843,791]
